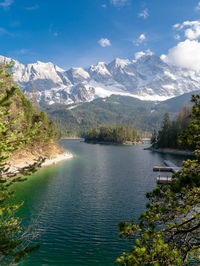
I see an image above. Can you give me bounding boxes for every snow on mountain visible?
[65,67,90,84]
[89,62,112,82]
[1,54,200,105]
[70,81,95,103]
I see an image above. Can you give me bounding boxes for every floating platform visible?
[163,160,182,173]
[157,176,172,184]
[153,166,172,172]
[153,160,182,184]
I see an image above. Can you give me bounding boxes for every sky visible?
[1,0,200,70]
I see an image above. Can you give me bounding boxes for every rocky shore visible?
[7,141,74,174]
[8,151,73,174]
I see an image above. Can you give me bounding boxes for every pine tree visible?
[0,63,43,264]
[117,95,200,265]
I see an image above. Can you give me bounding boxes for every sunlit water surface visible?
[13,140,189,265]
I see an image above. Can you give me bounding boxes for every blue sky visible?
[0,0,200,69]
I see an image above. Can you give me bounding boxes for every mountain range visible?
[42,90,200,136]
[1,53,200,105]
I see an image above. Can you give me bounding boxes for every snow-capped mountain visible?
[1,54,200,105]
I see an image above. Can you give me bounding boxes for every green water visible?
[13,140,189,265]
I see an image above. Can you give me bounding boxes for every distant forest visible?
[42,91,200,138]
[85,125,140,144]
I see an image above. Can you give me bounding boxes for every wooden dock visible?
[163,160,181,173]
[153,166,172,172]
[153,160,182,184]
[157,175,172,184]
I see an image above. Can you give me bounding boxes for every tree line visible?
[151,103,192,149]
[84,125,140,143]
[117,95,200,265]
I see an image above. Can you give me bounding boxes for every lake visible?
[14,140,189,265]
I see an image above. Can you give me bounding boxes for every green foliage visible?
[42,96,163,137]
[153,103,191,149]
[179,95,200,150]
[0,62,57,264]
[158,112,170,147]
[84,125,139,143]
[0,62,58,145]
[42,90,200,138]
[117,94,200,265]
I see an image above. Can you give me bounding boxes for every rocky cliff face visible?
[1,53,200,105]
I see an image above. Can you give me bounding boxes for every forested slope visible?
[0,62,61,163]
[43,90,200,137]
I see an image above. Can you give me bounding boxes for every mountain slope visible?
[155,89,200,113]
[0,61,62,162]
[43,91,200,137]
[1,54,200,105]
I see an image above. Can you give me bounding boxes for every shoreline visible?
[61,137,83,140]
[84,140,142,145]
[145,146,194,156]
[8,151,74,174]
[42,152,74,167]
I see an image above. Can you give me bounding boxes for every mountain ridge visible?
[1,53,200,105]
[43,90,200,136]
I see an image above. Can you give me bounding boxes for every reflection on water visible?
[13,140,190,266]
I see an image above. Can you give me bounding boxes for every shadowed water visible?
[13,140,189,265]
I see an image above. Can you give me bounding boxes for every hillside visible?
[155,89,200,113]
[0,62,64,165]
[43,91,200,137]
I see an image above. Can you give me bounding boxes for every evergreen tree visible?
[151,129,157,146]
[154,104,191,149]
[157,112,169,148]
[0,62,47,264]
[84,125,139,143]
[117,95,200,265]
[179,95,200,150]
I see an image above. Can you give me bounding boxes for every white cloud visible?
[139,34,146,41]
[0,0,13,9]
[174,20,200,40]
[173,23,180,29]
[134,49,153,60]
[138,8,149,19]
[134,33,146,46]
[161,39,200,71]
[195,2,200,11]
[101,4,107,8]
[110,0,128,7]
[98,38,111,47]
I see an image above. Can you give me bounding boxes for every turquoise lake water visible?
[13,140,189,265]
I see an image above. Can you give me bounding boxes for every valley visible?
[43,91,200,136]
[2,1,200,265]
